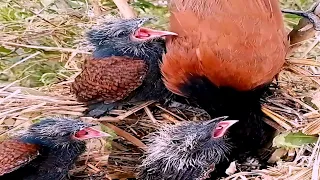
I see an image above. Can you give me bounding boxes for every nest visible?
[1,0,320,179]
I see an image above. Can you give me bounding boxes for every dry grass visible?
[1,0,320,179]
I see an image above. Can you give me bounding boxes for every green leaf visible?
[273,131,318,148]
[39,72,58,86]
[285,132,318,146]
[0,46,11,55]
[100,124,117,138]
[32,118,41,124]
[67,0,85,9]
[132,0,156,11]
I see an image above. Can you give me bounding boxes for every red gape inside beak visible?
[132,27,178,41]
[212,120,238,138]
[74,127,111,140]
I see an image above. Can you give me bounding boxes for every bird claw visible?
[282,1,320,31]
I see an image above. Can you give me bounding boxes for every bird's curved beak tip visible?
[223,120,239,126]
[163,31,178,36]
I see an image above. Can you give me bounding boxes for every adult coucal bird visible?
[139,0,289,179]
[71,18,177,118]
[0,117,110,180]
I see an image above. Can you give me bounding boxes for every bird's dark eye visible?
[60,131,71,137]
[172,140,180,144]
[114,29,127,37]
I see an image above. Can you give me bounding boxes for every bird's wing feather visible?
[0,139,39,176]
[71,56,148,103]
[162,0,288,94]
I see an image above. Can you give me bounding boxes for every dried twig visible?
[0,41,91,54]
[112,0,137,19]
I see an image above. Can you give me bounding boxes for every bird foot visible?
[282,1,320,31]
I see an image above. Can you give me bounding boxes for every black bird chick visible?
[137,116,238,180]
[0,117,110,180]
[71,17,177,118]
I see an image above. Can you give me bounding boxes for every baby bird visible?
[137,116,238,180]
[0,117,110,180]
[71,17,177,118]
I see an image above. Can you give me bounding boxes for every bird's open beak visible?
[74,127,111,140]
[212,120,239,138]
[133,27,178,41]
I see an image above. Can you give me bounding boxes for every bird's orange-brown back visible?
[161,0,288,95]
[0,139,39,176]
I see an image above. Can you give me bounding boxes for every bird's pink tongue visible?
[136,31,150,38]
[74,127,111,140]
[133,27,177,40]
[212,120,238,138]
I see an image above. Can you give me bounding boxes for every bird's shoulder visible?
[0,139,39,176]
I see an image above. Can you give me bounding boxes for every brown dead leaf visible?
[161,113,180,124]
[311,91,320,110]
[267,148,288,163]
[101,123,147,150]
[288,18,316,46]
[303,118,320,135]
